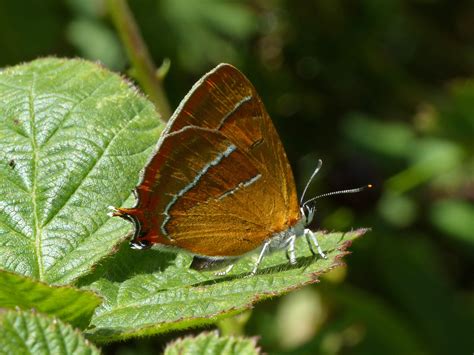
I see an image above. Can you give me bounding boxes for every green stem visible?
[106,0,172,121]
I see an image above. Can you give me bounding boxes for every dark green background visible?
[1,1,472,354]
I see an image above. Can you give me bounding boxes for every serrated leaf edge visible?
[86,229,367,343]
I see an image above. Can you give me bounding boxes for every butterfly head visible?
[301,204,316,226]
[299,160,372,228]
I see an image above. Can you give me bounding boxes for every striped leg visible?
[286,234,297,265]
[304,229,327,259]
[249,240,271,276]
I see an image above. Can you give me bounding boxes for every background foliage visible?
[0,0,473,354]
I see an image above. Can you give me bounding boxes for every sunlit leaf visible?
[84,229,367,342]
[0,58,163,285]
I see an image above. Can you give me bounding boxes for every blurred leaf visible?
[342,114,415,159]
[438,79,474,143]
[67,19,127,70]
[164,331,260,355]
[430,199,474,246]
[84,229,367,343]
[387,138,464,193]
[66,0,106,17]
[160,0,258,70]
[410,138,464,170]
[0,58,163,285]
[374,235,474,355]
[0,309,100,355]
[275,287,325,349]
[217,311,252,337]
[0,270,101,329]
[323,207,355,231]
[311,283,427,355]
[377,192,417,228]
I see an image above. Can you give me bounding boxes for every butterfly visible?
[109,64,367,275]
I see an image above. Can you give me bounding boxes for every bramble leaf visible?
[0,270,101,329]
[164,331,260,355]
[0,58,163,285]
[84,229,367,342]
[0,309,100,354]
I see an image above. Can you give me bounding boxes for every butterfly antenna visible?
[303,184,373,208]
[300,159,323,205]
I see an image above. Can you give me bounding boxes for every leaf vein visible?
[42,104,148,228]
[29,74,44,280]
[40,76,116,148]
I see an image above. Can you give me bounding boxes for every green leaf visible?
[0,309,100,355]
[386,138,464,193]
[316,283,427,354]
[0,270,101,329]
[374,234,474,354]
[84,229,367,342]
[0,58,163,285]
[438,79,474,143]
[76,237,176,286]
[377,192,417,227]
[164,331,261,355]
[160,0,258,70]
[67,19,126,70]
[342,114,415,159]
[430,199,474,246]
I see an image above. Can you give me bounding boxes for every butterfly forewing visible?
[120,64,300,257]
[165,64,299,223]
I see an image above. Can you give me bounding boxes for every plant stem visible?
[106,0,172,121]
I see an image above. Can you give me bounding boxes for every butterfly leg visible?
[286,235,297,265]
[304,229,327,259]
[250,240,271,276]
[305,232,317,255]
[215,264,235,276]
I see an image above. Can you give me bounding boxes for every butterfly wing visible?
[118,64,300,257]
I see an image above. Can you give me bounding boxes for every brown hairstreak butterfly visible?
[109,64,369,275]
